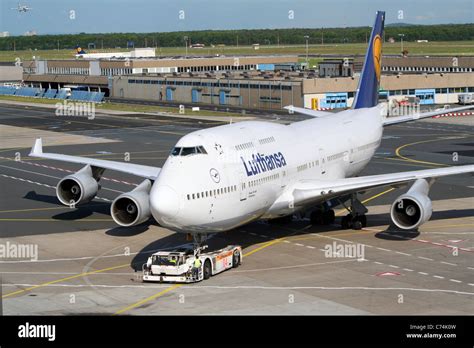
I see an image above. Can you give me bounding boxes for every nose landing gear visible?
[186,233,210,256]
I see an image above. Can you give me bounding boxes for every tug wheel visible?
[203,260,212,280]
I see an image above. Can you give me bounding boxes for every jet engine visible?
[111,179,152,227]
[56,165,101,206]
[390,179,433,230]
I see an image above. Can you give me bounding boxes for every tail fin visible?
[75,46,86,55]
[352,11,385,109]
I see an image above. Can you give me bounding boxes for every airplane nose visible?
[150,184,180,222]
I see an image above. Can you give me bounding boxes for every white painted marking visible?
[440,261,457,266]
[418,256,434,261]
[449,279,462,283]
[396,251,412,256]
[0,242,193,264]
[403,268,414,272]
[418,272,429,275]
[306,246,315,249]
[294,243,304,247]
[3,283,474,295]
[389,265,400,269]
[374,261,383,265]
[433,275,445,279]
[376,247,391,252]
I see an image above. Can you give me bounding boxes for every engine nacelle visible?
[390,179,433,230]
[111,179,152,227]
[56,165,99,206]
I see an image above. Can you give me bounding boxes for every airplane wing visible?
[383,105,474,126]
[29,138,161,180]
[292,165,474,206]
[283,106,333,118]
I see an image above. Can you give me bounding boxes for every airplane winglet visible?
[30,138,43,156]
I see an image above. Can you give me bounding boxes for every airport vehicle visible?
[60,88,72,98]
[28,11,474,251]
[398,96,420,107]
[142,245,242,283]
[458,93,473,105]
[11,2,32,13]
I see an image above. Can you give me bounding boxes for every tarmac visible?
[0,103,473,315]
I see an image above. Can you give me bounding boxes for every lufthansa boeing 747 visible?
[28,11,474,245]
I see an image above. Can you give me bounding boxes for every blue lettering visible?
[241,152,286,176]
[275,155,281,167]
[259,153,267,172]
[279,152,287,166]
[241,157,253,176]
[250,161,259,175]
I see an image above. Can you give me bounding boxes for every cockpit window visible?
[171,147,182,156]
[197,146,207,154]
[180,147,197,156]
[170,146,208,157]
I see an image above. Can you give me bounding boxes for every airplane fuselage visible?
[150,106,383,233]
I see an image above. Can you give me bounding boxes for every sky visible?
[1,0,473,35]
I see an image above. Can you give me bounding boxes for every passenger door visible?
[319,148,326,175]
[239,171,248,201]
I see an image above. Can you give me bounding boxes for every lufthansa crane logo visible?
[373,34,382,81]
[209,168,220,183]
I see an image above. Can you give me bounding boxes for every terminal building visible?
[16,54,474,110]
[21,55,298,95]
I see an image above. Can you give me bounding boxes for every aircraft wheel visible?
[232,250,241,268]
[310,211,324,225]
[341,214,351,229]
[353,220,363,230]
[323,209,335,224]
[203,260,212,280]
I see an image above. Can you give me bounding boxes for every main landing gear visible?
[310,208,335,225]
[339,194,368,230]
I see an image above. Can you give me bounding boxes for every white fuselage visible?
[150,106,383,233]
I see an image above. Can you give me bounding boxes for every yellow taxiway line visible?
[114,284,182,315]
[2,263,129,299]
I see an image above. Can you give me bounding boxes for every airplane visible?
[27,11,474,247]
[11,2,32,13]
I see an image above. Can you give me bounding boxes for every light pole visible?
[304,35,309,63]
[398,33,405,55]
[184,36,188,57]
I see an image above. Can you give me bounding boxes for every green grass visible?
[0,95,243,117]
[1,41,473,62]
